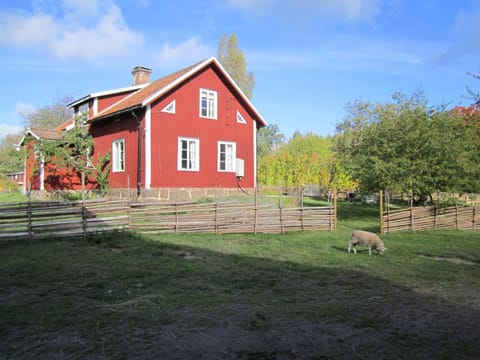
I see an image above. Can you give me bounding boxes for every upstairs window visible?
[112,139,125,172]
[178,137,199,171]
[76,103,89,118]
[200,89,217,119]
[218,141,236,172]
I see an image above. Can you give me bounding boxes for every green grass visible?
[0,192,27,203]
[1,201,479,359]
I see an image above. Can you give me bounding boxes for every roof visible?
[67,84,148,108]
[25,127,63,141]
[55,119,74,131]
[17,127,64,148]
[90,57,267,127]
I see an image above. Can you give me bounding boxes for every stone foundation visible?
[107,187,255,202]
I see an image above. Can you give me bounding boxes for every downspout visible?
[132,110,142,197]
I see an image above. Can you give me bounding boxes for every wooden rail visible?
[382,204,480,233]
[0,200,335,241]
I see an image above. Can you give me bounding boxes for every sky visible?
[1,0,480,140]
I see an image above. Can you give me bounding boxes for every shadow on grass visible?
[1,231,479,359]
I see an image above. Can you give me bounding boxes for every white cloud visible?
[0,123,24,137]
[0,0,144,60]
[156,37,214,67]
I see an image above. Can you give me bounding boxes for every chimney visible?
[131,66,152,85]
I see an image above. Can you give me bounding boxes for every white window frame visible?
[112,139,125,172]
[162,99,176,114]
[178,137,200,171]
[199,88,217,119]
[218,141,236,172]
[236,110,247,124]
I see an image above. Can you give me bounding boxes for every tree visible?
[0,132,24,174]
[39,114,111,195]
[21,95,73,129]
[257,124,285,159]
[258,132,334,189]
[334,91,480,204]
[217,33,255,99]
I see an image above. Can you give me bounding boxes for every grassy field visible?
[1,201,479,359]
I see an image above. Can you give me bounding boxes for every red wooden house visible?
[18,124,98,193]
[65,57,266,200]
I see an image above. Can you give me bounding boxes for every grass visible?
[1,201,479,359]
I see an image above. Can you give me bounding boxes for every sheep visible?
[348,230,387,255]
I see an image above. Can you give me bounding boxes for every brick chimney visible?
[131,66,152,85]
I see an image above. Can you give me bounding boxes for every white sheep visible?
[348,230,387,255]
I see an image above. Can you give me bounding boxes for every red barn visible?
[67,57,266,200]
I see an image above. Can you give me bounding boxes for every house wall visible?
[89,112,143,190]
[148,66,256,189]
[96,92,136,114]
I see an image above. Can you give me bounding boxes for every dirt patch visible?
[420,255,477,265]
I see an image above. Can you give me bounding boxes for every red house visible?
[65,57,266,200]
[19,123,98,193]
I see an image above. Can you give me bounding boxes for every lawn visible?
[1,201,479,359]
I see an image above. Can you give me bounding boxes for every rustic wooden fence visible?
[381,193,479,233]
[0,199,336,241]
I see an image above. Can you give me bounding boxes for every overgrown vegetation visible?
[1,201,478,359]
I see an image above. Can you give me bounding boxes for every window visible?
[162,100,176,114]
[112,139,125,172]
[236,110,247,124]
[218,141,236,172]
[199,89,217,119]
[178,137,199,171]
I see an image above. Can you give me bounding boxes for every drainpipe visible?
[132,110,142,197]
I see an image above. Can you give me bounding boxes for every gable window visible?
[162,99,176,114]
[112,139,125,172]
[200,89,217,119]
[218,141,236,172]
[178,137,199,171]
[236,110,247,124]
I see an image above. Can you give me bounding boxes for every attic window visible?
[199,89,217,119]
[162,100,176,114]
[236,110,247,124]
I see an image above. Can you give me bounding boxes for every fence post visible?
[379,190,384,234]
[215,201,219,235]
[175,193,179,233]
[27,183,32,240]
[254,186,258,234]
[474,199,477,230]
[455,205,459,230]
[300,191,305,231]
[410,190,414,231]
[333,188,337,232]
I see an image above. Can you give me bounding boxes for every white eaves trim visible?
[67,83,149,109]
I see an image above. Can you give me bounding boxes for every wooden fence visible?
[382,204,480,233]
[0,199,336,241]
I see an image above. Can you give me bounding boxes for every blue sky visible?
[1,0,480,139]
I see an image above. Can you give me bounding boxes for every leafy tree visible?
[258,132,335,189]
[334,91,480,204]
[217,33,255,99]
[39,114,111,195]
[0,132,24,174]
[257,123,285,159]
